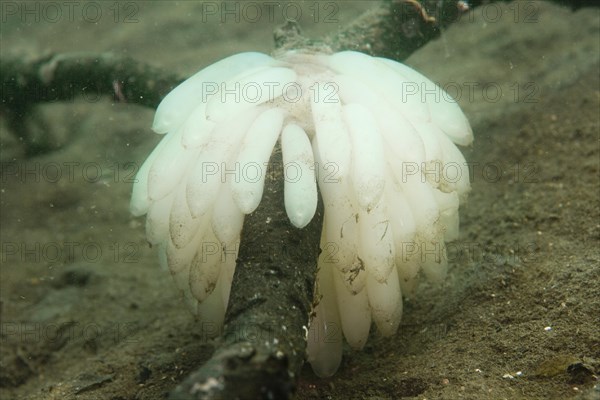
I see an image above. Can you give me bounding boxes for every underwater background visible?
[1,1,598,399]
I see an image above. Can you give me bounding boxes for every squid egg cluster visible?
[130,50,473,377]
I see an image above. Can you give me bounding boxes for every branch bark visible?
[276,0,466,59]
[1,52,179,109]
[0,52,180,155]
[275,0,599,58]
[170,145,324,400]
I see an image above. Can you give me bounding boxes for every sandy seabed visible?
[1,1,598,399]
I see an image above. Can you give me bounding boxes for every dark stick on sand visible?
[169,145,323,400]
[0,52,180,156]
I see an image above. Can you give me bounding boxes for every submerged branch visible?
[276,0,469,60]
[275,0,599,58]
[1,52,179,109]
[0,52,180,155]
[170,146,324,400]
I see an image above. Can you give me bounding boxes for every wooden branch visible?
[274,0,484,59]
[274,0,600,58]
[0,52,181,155]
[1,52,180,109]
[170,145,324,400]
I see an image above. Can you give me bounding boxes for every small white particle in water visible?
[544,326,552,331]
[190,377,222,394]
[266,217,272,224]
[503,373,514,379]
